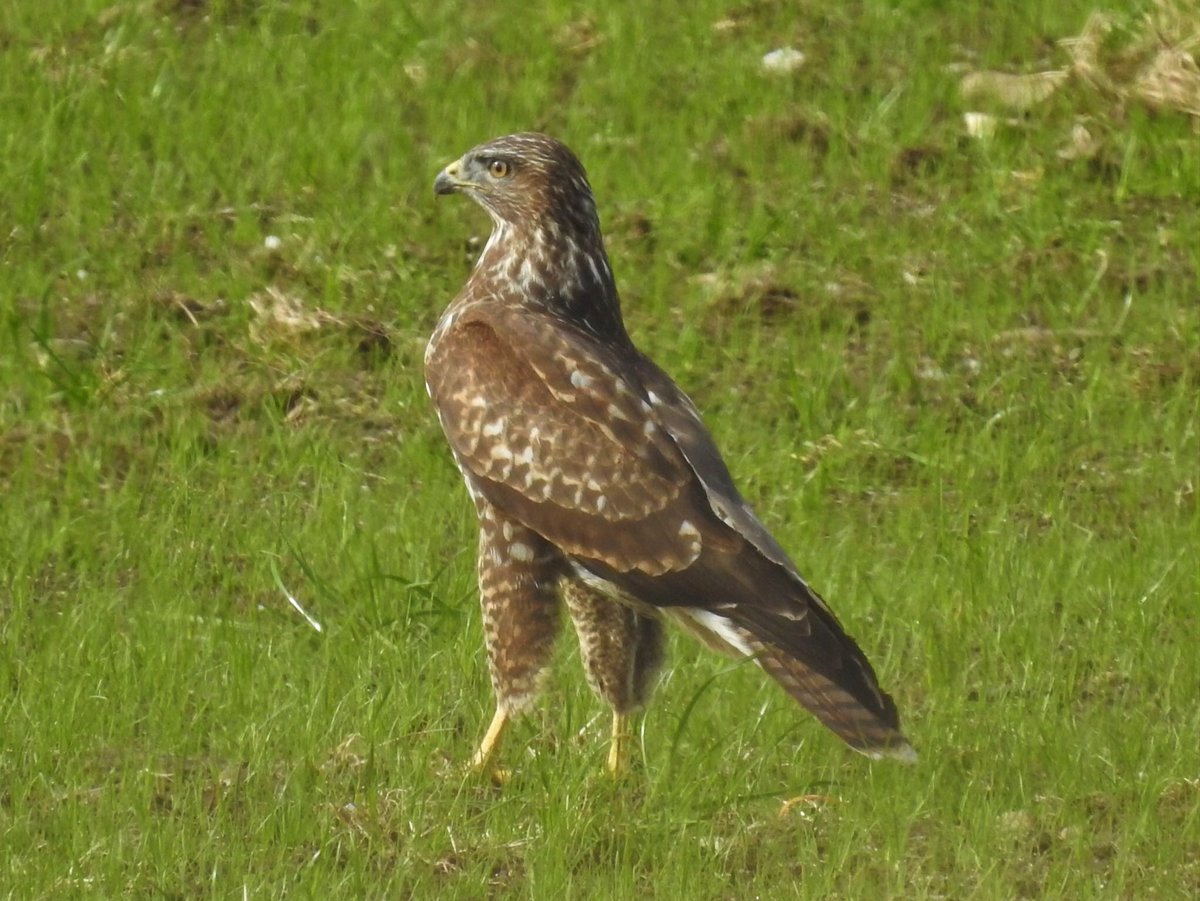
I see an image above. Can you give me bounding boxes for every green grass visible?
[2,0,1198,897]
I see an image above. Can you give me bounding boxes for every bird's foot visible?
[605,711,633,777]
[469,707,510,783]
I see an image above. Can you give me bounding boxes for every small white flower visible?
[264,234,282,251]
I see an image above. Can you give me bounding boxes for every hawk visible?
[426,133,915,774]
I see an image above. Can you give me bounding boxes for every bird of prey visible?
[426,133,915,774]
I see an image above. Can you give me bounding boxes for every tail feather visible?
[749,634,916,761]
[671,603,915,760]
[575,532,916,760]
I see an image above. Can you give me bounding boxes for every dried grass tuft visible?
[961,1,1199,144]
[960,70,1070,110]
[1060,0,1200,118]
[247,286,339,344]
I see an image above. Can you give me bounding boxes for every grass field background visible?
[2,0,1197,897]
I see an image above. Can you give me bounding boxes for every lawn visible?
[1,0,1197,897]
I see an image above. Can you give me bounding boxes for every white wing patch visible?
[677,519,702,556]
[569,561,628,601]
[680,609,754,656]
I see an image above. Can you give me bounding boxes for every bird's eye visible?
[487,159,511,179]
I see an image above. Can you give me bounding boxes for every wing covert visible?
[425,311,706,574]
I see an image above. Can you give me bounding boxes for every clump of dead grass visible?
[1061,0,1200,118]
[960,0,1200,144]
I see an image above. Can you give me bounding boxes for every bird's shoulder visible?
[427,302,670,452]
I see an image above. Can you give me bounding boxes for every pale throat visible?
[473,212,617,309]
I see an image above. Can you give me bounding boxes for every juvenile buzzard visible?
[426,133,915,773]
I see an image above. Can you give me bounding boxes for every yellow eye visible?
[487,159,510,179]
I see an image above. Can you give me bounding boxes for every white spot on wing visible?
[683,609,753,656]
[569,370,594,390]
[606,403,631,422]
[509,542,534,562]
[569,562,626,601]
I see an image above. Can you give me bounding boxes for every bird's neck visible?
[471,220,632,347]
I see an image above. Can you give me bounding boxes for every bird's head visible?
[434,132,601,238]
[434,133,628,346]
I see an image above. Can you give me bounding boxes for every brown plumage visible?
[425,133,915,773]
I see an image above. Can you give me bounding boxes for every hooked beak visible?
[434,159,468,196]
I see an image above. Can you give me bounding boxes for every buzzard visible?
[426,133,915,774]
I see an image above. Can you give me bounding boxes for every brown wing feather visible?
[426,310,705,574]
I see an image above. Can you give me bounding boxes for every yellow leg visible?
[470,707,510,778]
[606,711,631,775]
